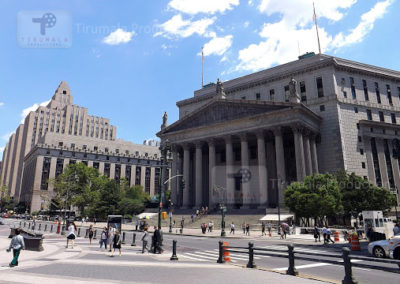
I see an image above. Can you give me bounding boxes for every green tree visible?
[336,170,396,216]
[118,182,149,217]
[53,163,101,215]
[93,179,121,219]
[0,180,11,212]
[284,173,343,226]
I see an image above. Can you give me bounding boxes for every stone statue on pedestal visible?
[161,111,168,129]
[289,77,301,103]
[216,78,226,99]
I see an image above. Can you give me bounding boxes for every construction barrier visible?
[223,242,230,262]
[162,212,167,220]
[334,231,340,242]
[351,234,361,251]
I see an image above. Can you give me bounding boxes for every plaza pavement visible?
[0,224,331,284]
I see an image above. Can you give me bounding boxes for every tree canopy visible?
[52,163,149,219]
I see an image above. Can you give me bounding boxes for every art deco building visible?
[1,82,164,212]
[158,53,400,210]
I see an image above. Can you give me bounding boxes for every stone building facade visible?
[158,53,400,210]
[1,82,164,212]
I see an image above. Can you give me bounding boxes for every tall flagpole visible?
[201,46,204,88]
[313,2,322,54]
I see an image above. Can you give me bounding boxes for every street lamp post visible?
[158,139,171,230]
[220,203,226,237]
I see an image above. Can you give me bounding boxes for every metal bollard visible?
[217,241,225,264]
[131,233,136,246]
[122,232,126,244]
[45,224,47,231]
[19,221,22,227]
[170,240,178,260]
[342,247,358,284]
[50,224,53,232]
[28,223,31,229]
[286,244,298,276]
[78,228,81,237]
[93,229,97,239]
[39,224,42,231]
[24,222,26,227]
[246,242,256,268]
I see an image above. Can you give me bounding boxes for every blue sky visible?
[1,0,399,157]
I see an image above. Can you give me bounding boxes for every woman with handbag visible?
[111,230,122,256]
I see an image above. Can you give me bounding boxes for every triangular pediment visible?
[160,99,294,134]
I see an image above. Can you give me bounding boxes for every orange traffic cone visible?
[351,234,361,251]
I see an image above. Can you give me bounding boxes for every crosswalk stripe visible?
[184,252,237,263]
[180,254,207,261]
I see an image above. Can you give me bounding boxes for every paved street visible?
[1,220,400,283]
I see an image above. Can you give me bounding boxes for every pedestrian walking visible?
[267,223,272,236]
[135,219,139,231]
[154,227,163,254]
[66,222,77,249]
[88,224,94,245]
[93,216,96,224]
[141,227,150,253]
[108,225,115,252]
[261,222,266,236]
[7,228,25,267]
[191,214,194,223]
[326,227,335,244]
[230,222,235,234]
[99,227,108,250]
[322,226,328,244]
[208,221,213,232]
[201,223,207,234]
[111,230,122,256]
[280,223,288,239]
[242,222,246,234]
[313,225,321,242]
[245,223,250,236]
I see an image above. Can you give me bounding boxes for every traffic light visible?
[181,178,185,189]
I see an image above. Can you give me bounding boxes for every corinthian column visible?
[225,136,234,207]
[240,134,250,208]
[257,131,268,208]
[183,144,191,208]
[292,125,306,181]
[208,140,216,209]
[195,142,203,207]
[273,127,286,207]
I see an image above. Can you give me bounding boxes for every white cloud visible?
[0,146,4,155]
[243,21,250,28]
[236,0,392,72]
[0,102,4,107]
[20,100,50,123]
[202,35,233,56]
[331,0,393,48]
[2,132,14,141]
[168,0,239,15]
[103,28,135,45]
[154,14,216,38]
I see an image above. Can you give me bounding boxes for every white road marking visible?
[274,262,330,271]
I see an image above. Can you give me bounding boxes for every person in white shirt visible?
[230,222,235,234]
[8,228,25,267]
[322,227,327,244]
[108,225,115,252]
[66,222,77,249]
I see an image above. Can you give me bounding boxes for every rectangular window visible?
[135,166,142,185]
[256,93,260,100]
[371,138,382,187]
[379,111,384,122]
[358,136,362,142]
[154,168,161,195]
[316,77,324,97]
[386,84,393,105]
[55,158,64,178]
[104,163,110,177]
[360,149,364,155]
[375,82,381,104]
[269,89,275,101]
[284,85,290,102]
[354,107,358,113]
[300,81,306,102]
[145,167,151,194]
[93,162,99,169]
[114,164,121,183]
[384,140,395,189]
[367,109,372,120]
[40,158,50,191]
[241,96,246,100]
[391,113,397,124]
[350,77,356,99]
[343,91,347,98]
[125,165,131,185]
[361,162,366,169]
[319,105,325,111]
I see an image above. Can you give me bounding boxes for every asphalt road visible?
[2,219,400,284]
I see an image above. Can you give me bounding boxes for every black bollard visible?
[122,232,126,244]
[50,224,53,232]
[19,221,22,227]
[170,240,178,260]
[246,242,256,268]
[24,222,26,227]
[93,229,97,239]
[342,247,358,284]
[286,244,298,276]
[217,241,225,264]
[28,223,31,229]
[131,233,136,246]
[38,224,41,231]
[78,228,81,237]
[45,224,47,231]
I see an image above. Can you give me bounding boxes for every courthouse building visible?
[158,53,400,210]
[1,81,163,212]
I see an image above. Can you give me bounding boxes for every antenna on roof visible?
[313,2,322,54]
[201,46,204,88]
[297,40,300,56]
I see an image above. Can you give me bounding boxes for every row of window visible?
[343,77,399,105]
[363,109,397,124]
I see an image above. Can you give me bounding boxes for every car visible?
[368,235,400,258]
